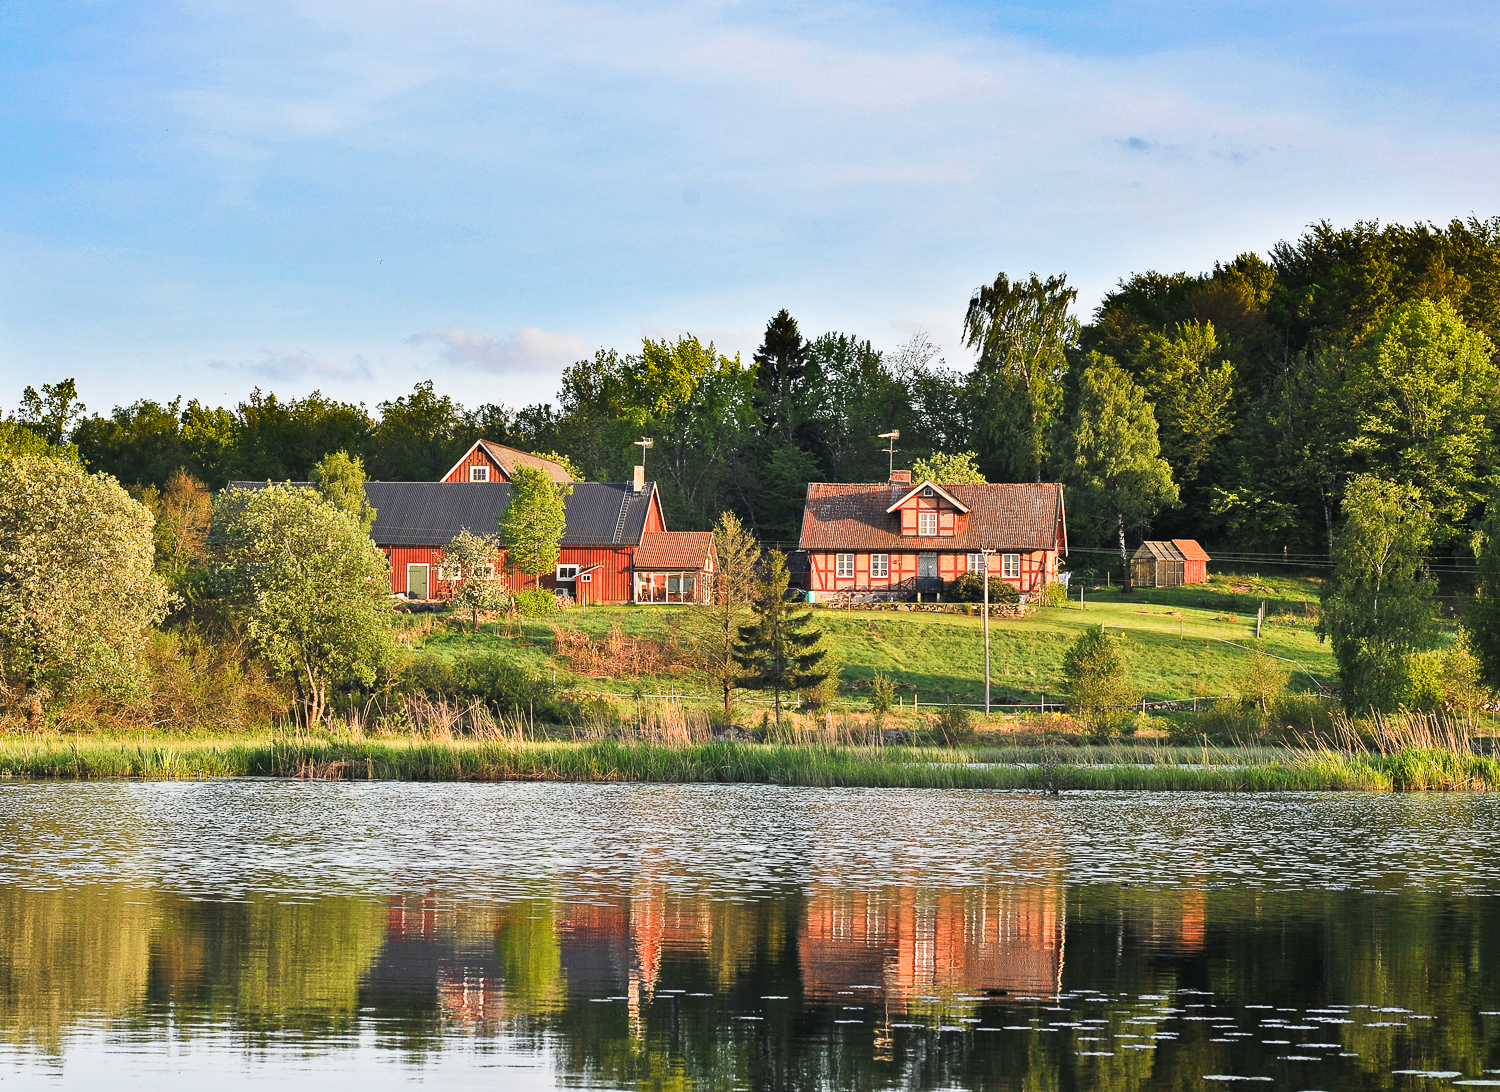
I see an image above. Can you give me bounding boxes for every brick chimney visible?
[890,469,911,485]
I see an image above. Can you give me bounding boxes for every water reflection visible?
[0,785,1497,1089]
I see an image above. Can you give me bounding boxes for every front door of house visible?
[917,552,939,593]
[407,564,429,600]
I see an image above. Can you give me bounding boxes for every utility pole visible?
[878,430,900,479]
[982,548,995,715]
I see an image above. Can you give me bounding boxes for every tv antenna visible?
[878,430,900,478]
[634,437,654,473]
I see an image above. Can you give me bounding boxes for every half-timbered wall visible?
[808,550,1057,595]
[894,493,967,537]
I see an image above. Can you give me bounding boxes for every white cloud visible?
[208,348,371,380]
[410,327,593,374]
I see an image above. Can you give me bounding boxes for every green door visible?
[407,564,429,600]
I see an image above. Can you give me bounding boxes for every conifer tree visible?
[732,551,829,729]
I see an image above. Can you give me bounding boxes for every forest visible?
[12,216,1500,561]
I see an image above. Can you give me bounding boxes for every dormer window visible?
[918,512,937,536]
[470,465,489,482]
[922,485,933,497]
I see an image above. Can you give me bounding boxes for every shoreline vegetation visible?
[3,733,1496,792]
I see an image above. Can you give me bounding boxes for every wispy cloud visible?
[409,327,592,374]
[209,348,371,380]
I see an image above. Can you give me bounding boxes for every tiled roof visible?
[1171,538,1211,562]
[225,480,658,547]
[798,482,1066,552]
[634,532,714,570]
[477,441,575,483]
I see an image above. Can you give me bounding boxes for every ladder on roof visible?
[612,493,632,544]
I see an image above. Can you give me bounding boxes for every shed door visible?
[407,564,429,599]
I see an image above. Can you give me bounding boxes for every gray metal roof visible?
[225,480,659,547]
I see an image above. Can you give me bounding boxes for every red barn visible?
[798,475,1068,601]
[228,445,716,605]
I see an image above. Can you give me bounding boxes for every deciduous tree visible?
[0,457,170,704]
[910,451,986,484]
[311,450,377,531]
[1061,626,1139,739]
[216,485,395,726]
[498,465,573,581]
[441,529,508,632]
[1317,475,1437,712]
[689,512,762,717]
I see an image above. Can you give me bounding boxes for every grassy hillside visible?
[408,570,1393,708]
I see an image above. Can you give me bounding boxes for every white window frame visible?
[836,553,855,579]
[918,511,938,536]
[477,563,496,581]
[556,564,580,583]
[470,465,490,482]
[1001,553,1021,579]
[437,563,460,583]
[870,553,889,579]
[968,553,985,573]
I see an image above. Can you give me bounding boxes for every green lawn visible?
[405,569,1412,708]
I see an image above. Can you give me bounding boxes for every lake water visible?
[1,782,1498,1089]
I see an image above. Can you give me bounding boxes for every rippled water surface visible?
[1,783,1498,1089]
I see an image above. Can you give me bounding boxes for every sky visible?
[2,0,1499,416]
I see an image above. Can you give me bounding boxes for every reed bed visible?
[0,733,1495,790]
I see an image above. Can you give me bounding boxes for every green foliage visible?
[17,379,85,446]
[498,464,572,577]
[1036,581,1068,608]
[439,529,507,631]
[512,588,559,617]
[216,485,396,725]
[963,272,1079,482]
[1343,298,1498,537]
[400,651,563,717]
[0,457,171,703]
[868,672,895,713]
[1061,627,1140,740]
[1137,320,1236,485]
[535,451,582,481]
[910,451,986,484]
[310,450,376,531]
[1317,475,1438,712]
[733,551,831,726]
[0,420,78,463]
[687,511,762,716]
[949,572,1020,603]
[932,704,975,745]
[1060,353,1178,572]
[1233,649,1291,718]
[1468,495,1500,691]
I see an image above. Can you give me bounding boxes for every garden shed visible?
[1130,540,1210,588]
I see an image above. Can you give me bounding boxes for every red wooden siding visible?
[442,447,506,483]
[382,544,641,602]
[645,493,666,532]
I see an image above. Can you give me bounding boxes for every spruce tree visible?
[732,551,829,729]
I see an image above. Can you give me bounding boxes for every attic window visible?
[922,485,933,497]
[470,465,489,482]
[918,512,938,536]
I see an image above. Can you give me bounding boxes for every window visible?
[1002,553,1020,579]
[836,553,855,578]
[437,564,460,583]
[922,485,933,497]
[470,465,489,482]
[968,553,985,573]
[556,564,580,582]
[870,553,889,579]
[918,512,938,536]
[477,563,496,581]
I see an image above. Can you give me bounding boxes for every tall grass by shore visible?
[0,734,1495,791]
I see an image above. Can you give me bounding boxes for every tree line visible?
[10,216,1500,562]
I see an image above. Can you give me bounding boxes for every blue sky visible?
[2,0,1498,414]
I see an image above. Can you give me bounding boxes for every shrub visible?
[1036,581,1068,608]
[1168,698,1259,744]
[1234,649,1291,718]
[869,672,896,713]
[1061,627,1139,740]
[1269,692,1334,739]
[799,672,839,712]
[932,705,975,745]
[400,651,565,719]
[949,572,1020,604]
[512,588,559,617]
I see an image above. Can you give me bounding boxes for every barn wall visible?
[442,447,505,483]
[1184,560,1207,584]
[384,546,444,596]
[645,494,666,532]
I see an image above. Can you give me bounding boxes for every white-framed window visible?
[968,553,985,573]
[918,511,938,536]
[1002,553,1021,579]
[556,564,580,582]
[477,563,496,581]
[870,553,889,578]
[922,485,934,497]
[836,553,855,578]
[437,563,460,583]
[470,465,490,482]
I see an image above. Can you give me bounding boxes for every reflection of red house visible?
[799,471,1067,602]
[799,885,1065,1005]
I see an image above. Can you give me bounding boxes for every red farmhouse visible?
[232,440,716,605]
[798,472,1067,601]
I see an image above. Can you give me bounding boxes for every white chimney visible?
[633,465,645,493]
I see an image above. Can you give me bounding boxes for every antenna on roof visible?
[878,430,899,480]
